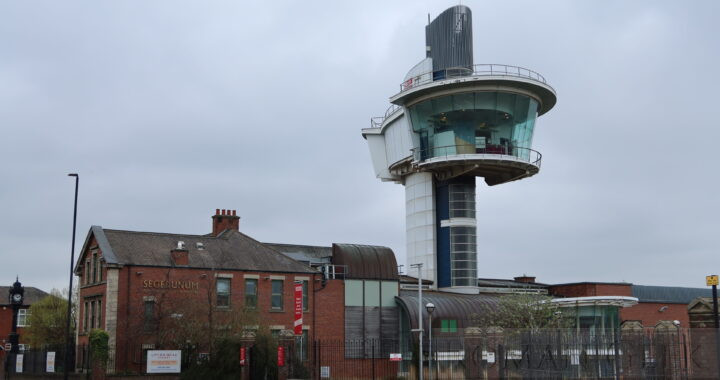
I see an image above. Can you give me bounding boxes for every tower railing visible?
[411,145,542,167]
[370,104,402,128]
[400,63,548,92]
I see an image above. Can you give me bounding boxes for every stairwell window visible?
[17,309,30,327]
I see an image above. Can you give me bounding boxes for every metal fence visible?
[310,328,719,380]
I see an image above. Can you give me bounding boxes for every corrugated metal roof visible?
[264,243,332,264]
[331,243,399,280]
[77,228,317,274]
[632,285,712,304]
[396,290,500,331]
[477,278,547,289]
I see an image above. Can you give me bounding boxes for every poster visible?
[15,354,23,373]
[147,350,181,373]
[46,351,56,372]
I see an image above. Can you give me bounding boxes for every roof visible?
[0,286,49,306]
[264,243,332,264]
[331,243,399,280]
[395,290,500,331]
[400,275,434,285]
[75,226,316,274]
[632,285,712,304]
[477,278,547,289]
[549,281,632,287]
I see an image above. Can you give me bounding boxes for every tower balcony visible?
[410,145,542,185]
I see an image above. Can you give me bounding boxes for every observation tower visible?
[362,5,556,293]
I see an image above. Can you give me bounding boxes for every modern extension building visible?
[362,5,557,293]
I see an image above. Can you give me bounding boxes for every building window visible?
[97,300,102,329]
[84,301,89,332]
[17,309,30,327]
[85,260,91,285]
[144,301,155,331]
[302,280,309,312]
[449,226,477,287]
[295,330,308,361]
[90,301,96,329]
[98,260,103,282]
[245,279,257,309]
[216,278,231,307]
[271,280,283,310]
[449,183,476,219]
[92,252,98,283]
[441,319,457,333]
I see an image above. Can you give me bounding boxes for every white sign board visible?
[15,354,24,373]
[320,366,330,378]
[486,352,495,363]
[4,343,10,351]
[389,353,402,361]
[147,350,181,373]
[46,351,56,372]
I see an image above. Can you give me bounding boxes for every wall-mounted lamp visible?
[659,306,669,312]
[200,274,207,278]
[136,271,143,276]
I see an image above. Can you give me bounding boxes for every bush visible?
[89,329,109,369]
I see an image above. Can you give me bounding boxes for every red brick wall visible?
[313,279,345,341]
[111,265,321,373]
[548,283,632,297]
[620,302,689,327]
[0,306,30,348]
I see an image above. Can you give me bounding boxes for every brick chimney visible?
[514,275,536,284]
[212,209,240,236]
[171,241,189,266]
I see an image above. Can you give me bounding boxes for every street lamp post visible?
[425,302,435,380]
[65,173,79,380]
[410,263,423,380]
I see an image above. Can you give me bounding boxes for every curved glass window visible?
[450,226,476,287]
[408,92,538,161]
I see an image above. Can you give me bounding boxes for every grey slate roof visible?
[632,285,712,304]
[0,286,49,306]
[77,226,316,274]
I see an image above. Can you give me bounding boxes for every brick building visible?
[73,209,401,375]
[74,209,328,374]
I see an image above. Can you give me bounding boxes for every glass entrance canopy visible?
[408,91,539,161]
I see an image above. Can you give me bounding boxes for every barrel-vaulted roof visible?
[74,226,316,274]
[395,290,500,331]
[331,243,399,281]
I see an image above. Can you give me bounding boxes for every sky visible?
[1,0,719,292]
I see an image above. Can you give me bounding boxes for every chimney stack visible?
[171,241,189,266]
[212,209,240,236]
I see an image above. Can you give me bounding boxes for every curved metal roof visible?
[331,243,399,280]
[396,290,500,331]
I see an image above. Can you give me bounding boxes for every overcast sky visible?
[1,0,719,293]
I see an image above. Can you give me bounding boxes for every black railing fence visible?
[311,328,717,380]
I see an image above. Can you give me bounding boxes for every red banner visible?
[239,347,246,366]
[294,281,303,335]
[277,346,285,367]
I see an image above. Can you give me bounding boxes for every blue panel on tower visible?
[435,181,451,288]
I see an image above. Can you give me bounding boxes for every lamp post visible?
[410,263,423,380]
[64,173,79,380]
[425,302,435,380]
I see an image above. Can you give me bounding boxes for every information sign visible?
[389,353,402,361]
[707,275,719,286]
[239,347,246,366]
[46,351,56,372]
[16,354,23,373]
[147,350,181,373]
[278,346,285,367]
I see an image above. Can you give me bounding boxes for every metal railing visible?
[370,104,402,129]
[412,144,542,167]
[400,63,548,92]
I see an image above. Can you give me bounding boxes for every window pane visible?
[302,281,308,311]
[271,280,283,310]
[245,279,257,308]
[216,278,231,307]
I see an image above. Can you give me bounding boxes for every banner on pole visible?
[294,281,303,335]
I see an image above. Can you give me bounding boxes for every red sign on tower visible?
[278,346,285,367]
[239,347,246,366]
[294,281,303,335]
